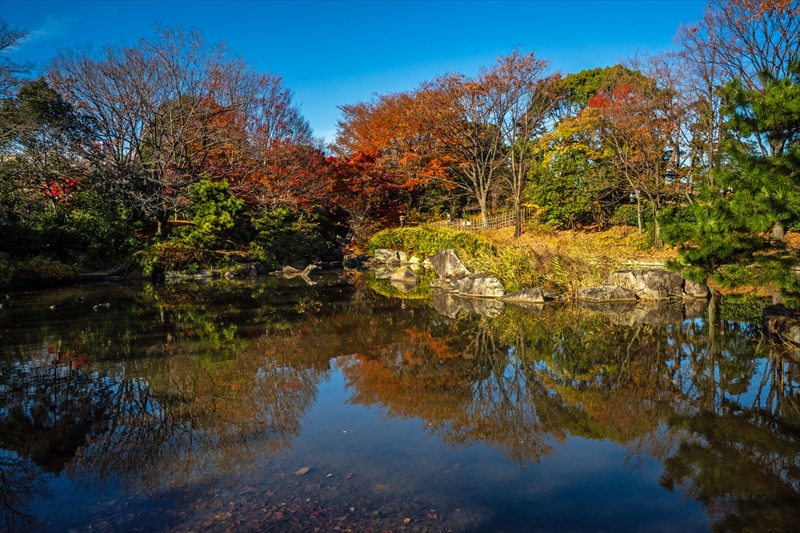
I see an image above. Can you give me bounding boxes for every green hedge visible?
[369,226,495,260]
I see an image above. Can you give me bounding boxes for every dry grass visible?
[482,225,679,264]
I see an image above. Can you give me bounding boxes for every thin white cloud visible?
[15,14,80,50]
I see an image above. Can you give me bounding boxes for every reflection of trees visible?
[339,311,578,464]
[0,451,48,532]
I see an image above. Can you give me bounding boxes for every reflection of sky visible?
[2,0,707,144]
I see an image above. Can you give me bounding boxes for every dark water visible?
[1,274,798,533]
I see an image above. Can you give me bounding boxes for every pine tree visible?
[663,62,800,288]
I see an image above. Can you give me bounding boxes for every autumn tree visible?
[590,61,684,247]
[49,26,259,236]
[489,50,560,237]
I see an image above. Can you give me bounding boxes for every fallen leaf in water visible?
[403,518,411,523]
[374,483,389,490]
[326,473,332,477]
[295,467,310,475]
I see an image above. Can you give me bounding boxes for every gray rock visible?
[390,267,419,284]
[430,249,470,279]
[429,277,460,292]
[343,256,360,269]
[608,269,683,300]
[455,274,505,298]
[374,249,407,265]
[374,266,394,280]
[576,285,638,302]
[421,258,434,269]
[682,279,709,299]
[502,288,545,304]
[408,255,422,264]
[431,292,505,319]
[763,305,800,346]
[282,265,302,275]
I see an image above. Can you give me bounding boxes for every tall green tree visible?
[664,62,800,287]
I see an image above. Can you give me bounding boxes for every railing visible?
[423,208,531,232]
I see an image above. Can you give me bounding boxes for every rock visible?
[301,264,320,276]
[502,288,545,304]
[225,270,236,280]
[576,285,637,302]
[608,269,683,300]
[239,262,267,278]
[343,256,359,269]
[390,267,419,284]
[421,258,434,269]
[763,305,800,346]
[682,279,709,299]
[431,292,505,319]
[408,255,421,264]
[430,250,470,279]
[374,266,394,280]
[455,274,505,298]
[429,277,460,292]
[374,249,407,265]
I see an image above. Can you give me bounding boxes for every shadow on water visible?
[0,274,798,532]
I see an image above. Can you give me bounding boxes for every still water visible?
[1,274,798,533]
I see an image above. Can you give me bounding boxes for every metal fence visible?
[422,208,531,232]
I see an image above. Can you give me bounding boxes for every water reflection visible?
[0,276,798,532]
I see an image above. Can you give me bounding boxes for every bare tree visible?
[488,50,559,237]
[0,19,33,101]
[48,26,258,235]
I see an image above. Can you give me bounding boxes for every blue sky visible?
[3,1,707,143]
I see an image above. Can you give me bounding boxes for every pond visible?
[1,274,798,533]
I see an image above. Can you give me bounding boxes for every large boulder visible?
[502,288,545,304]
[455,274,505,298]
[608,269,683,300]
[576,285,637,302]
[429,277,460,292]
[682,279,710,299]
[374,266,394,280]
[430,250,471,279]
[374,249,407,265]
[390,266,419,284]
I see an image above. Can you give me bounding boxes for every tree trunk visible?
[635,191,643,235]
[513,199,522,238]
[478,194,489,229]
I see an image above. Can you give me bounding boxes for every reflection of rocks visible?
[506,301,545,314]
[455,274,505,298]
[225,262,267,280]
[430,249,470,278]
[579,300,709,326]
[431,292,505,318]
[578,300,638,316]
[390,280,418,293]
[763,305,800,346]
[684,298,709,319]
[390,267,419,284]
[577,285,637,302]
